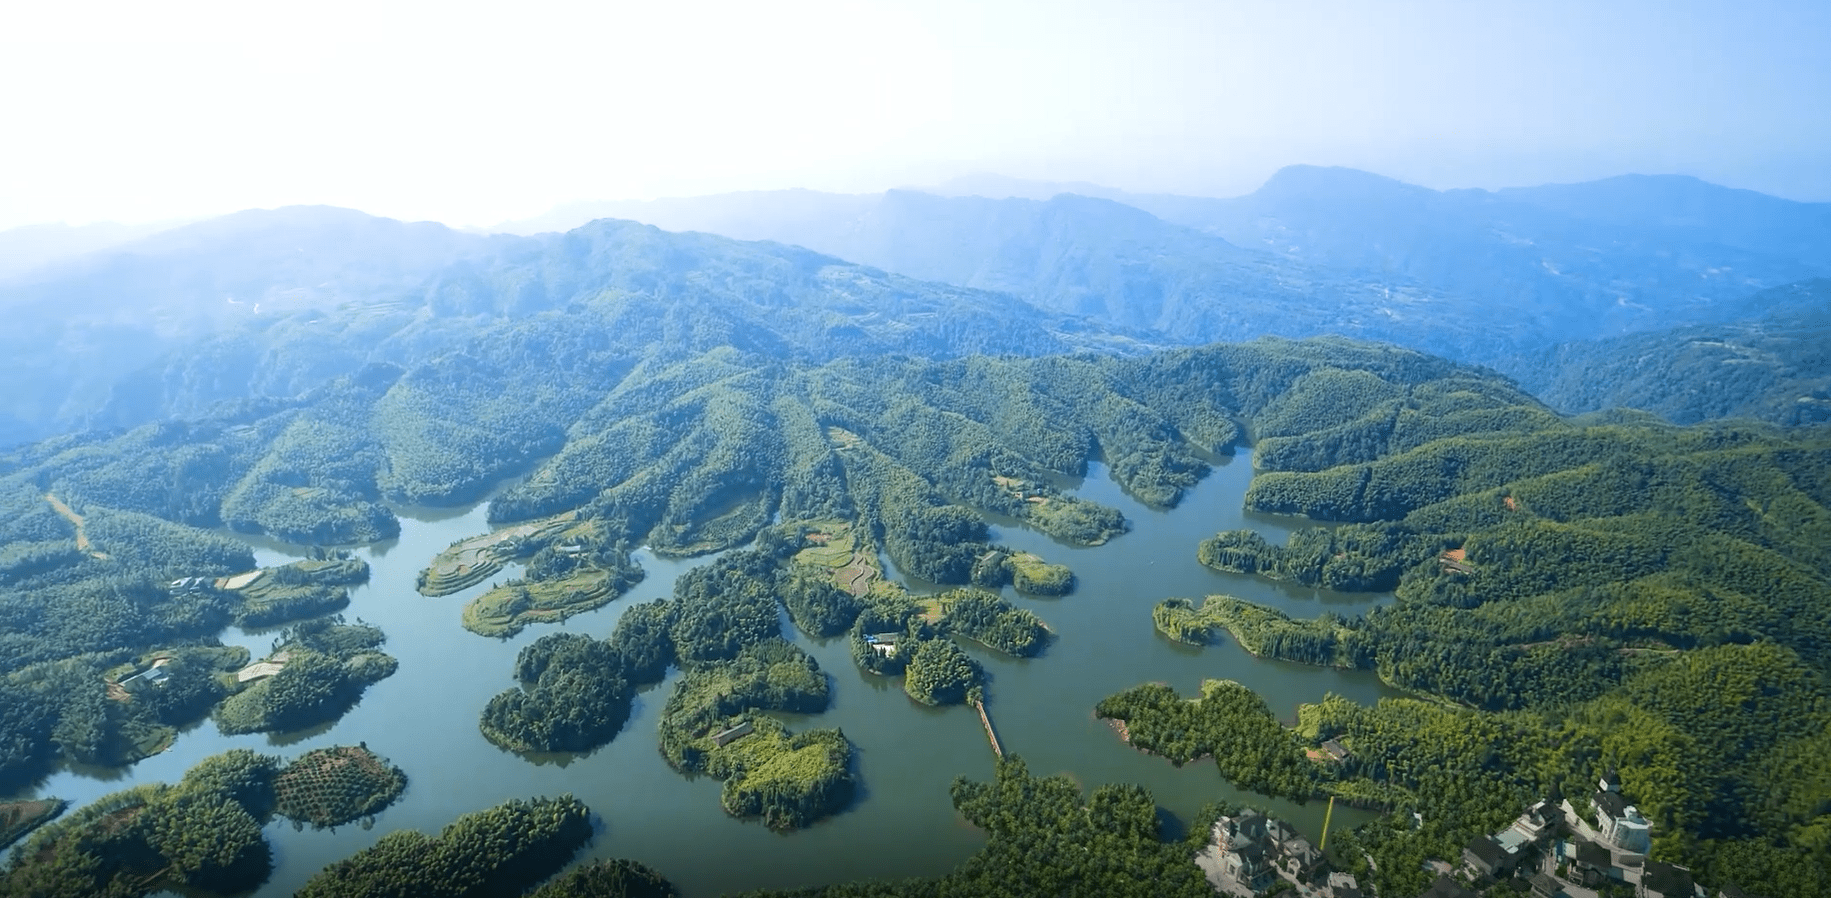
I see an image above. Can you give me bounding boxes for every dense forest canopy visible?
[0,282,1824,894]
[733,756,1223,898]
[0,211,1155,448]
[2,745,407,897]
[295,795,595,898]
[1504,279,1831,426]
[1138,378,1831,895]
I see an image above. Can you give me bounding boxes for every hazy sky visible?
[3,0,1828,229]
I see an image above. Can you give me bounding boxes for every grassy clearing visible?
[704,718,852,831]
[792,519,884,597]
[461,574,614,638]
[418,514,574,597]
[42,492,106,559]
[221,570,263,590]
[0,799,66,850]
[1007,552,1074,595]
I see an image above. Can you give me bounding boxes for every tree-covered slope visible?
[2,313,1827,893]
[1502,279,1831,426]
[1146,375,1831,895]
[0,207,507,445]
[0,210,1152,447]
[0,335,1514,782]
[6,334,1506,555]
[506,168,1831,379]
[15,172,1824,455]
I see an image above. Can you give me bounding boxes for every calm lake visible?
[17,449,1402,896]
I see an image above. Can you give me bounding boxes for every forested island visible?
[296,795,595,898]
[730,756,1229,898]
[419,513,648,637]
[1,746,406,897]
[472,529,1049,828]
[212,617,397,735]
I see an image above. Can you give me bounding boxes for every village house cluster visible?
[1193,770,1765,898]
[1445,770,1759,898]
[1196,808,1362,898]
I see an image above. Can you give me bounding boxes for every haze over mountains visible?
[498,166,1831,355]
[3,174,1828,898]
[0,211,1151,447]
[0,221,186,283]
[2,165,1827,447]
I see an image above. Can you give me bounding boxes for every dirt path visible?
[44,493,107,559]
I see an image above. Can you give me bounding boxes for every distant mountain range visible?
[1128,167,1831,333]
[535,188,1465,354]
[0,207,505,444]
[494,165,1831,369]
[1,165,1826,446]
[0,220,185,282]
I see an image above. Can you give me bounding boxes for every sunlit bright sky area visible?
[2,0,1828,229]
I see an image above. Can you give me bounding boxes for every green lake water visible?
[17,449,1402,896]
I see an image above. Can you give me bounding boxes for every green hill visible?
[0,310,1824,893]
[1504,279,1831,426]
[0,210,1151,447]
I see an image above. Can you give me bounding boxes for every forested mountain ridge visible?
[0,210,1152,448]
[522,168,1831,384]
[12,172,1826,455]
[1503,279,1831,426]
[0,206,506,446]
[501,187,1521,362]
[1144,167,1831,394]
[5,335,1517,552]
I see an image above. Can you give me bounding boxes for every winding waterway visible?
[16,449,1401,896]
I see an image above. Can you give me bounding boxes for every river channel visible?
[19,449,1402,896]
